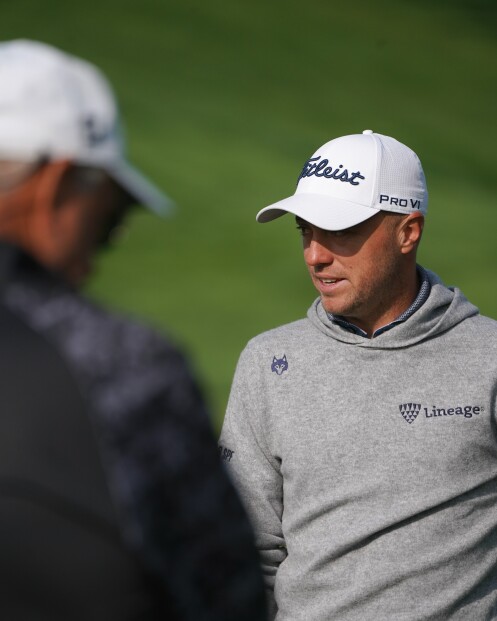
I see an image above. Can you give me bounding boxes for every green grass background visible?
[2,0,496,429]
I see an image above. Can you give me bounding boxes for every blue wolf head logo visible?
[271,355,288,376]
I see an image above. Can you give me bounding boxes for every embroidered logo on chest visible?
[398,402,483,424]
[271,355,288,376]
[399,403,421,424]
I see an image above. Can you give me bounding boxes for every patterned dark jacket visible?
[0,242,266,621]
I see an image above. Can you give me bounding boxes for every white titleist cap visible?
[0,39,172,215]
[256,130,428,230]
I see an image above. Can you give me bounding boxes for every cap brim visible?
[256,193,380,231]
[106,159,175,216]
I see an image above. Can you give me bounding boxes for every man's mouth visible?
[316,276,344,283]
[314,276,346,293]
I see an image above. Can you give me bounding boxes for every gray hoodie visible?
[219,269,497,620]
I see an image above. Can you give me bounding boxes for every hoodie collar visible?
[327,266,431,338]
[307,267,480,349]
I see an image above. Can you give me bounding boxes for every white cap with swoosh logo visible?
[0,39,173,215]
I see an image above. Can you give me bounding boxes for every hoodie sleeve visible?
[219,344,286,620]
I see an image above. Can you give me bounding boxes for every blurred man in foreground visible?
[220,130,497,620]
[0,39,266,621]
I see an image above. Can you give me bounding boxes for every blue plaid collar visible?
[327,266,431,338]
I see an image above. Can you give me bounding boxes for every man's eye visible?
[296,225,309,235]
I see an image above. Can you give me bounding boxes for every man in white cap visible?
[220,130,497,620]
[0,40,266,620]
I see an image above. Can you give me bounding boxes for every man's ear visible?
[28,160,74,262]
[398,212,424,255]
[32,160,73,216]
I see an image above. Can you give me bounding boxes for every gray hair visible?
[0,159,107,194]
[0,160,41,192]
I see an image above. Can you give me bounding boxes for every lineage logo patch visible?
[398,402,483,424]
[399,403,421,424]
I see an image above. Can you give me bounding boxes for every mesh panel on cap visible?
[376,134,427,214]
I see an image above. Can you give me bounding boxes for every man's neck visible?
[330,267,429,338]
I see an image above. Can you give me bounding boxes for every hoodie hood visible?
[307,268,480,349]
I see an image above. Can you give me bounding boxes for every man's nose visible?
[304,237,334,267]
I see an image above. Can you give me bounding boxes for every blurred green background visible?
[2,0,495,429]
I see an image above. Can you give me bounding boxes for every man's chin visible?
[60,262,93,289]
[319,296,345,316]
